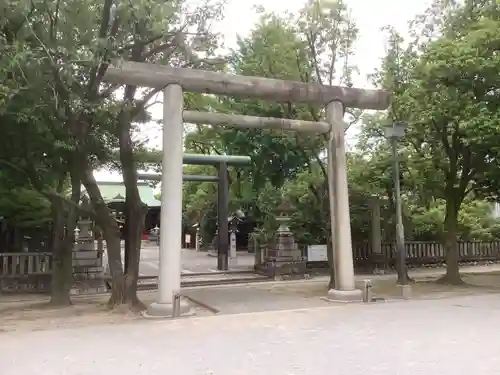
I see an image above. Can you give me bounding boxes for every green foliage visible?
[179,0,500,252]
[0,188,52,228]
[182,0,359,241]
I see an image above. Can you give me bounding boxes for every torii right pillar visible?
[326,101,363,302]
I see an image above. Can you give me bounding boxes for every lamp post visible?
[385,121,408,285]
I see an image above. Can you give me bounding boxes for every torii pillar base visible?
[144,300,193,319]
[326,288,363,303]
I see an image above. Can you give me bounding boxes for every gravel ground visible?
[2,294,500,375]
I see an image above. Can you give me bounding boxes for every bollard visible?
[172,292,181,318]
[271,259,276,279]
[398,284,412,300]
[362,279,373,303]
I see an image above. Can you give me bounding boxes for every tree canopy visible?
[181,0,500,286]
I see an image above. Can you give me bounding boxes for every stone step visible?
[135,273,270,290]
[180,269,256,277]
[263,256,305,262]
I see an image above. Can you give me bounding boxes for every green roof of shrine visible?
[93,181,161,208]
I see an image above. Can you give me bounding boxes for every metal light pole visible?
[385,121,408,285]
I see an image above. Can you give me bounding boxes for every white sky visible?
[95,0,432,182]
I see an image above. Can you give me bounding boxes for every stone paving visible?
[184,284,332,314]
[2,294,500,374]
[139,246,255,276]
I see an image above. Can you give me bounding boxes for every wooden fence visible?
[0,250,104,293]
[249,238,500,268]
[2,241,500,292]
[0,252,52,292]
[352,241,500,268]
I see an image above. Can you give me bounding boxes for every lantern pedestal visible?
[256,199,307,280]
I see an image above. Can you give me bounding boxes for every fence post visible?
[370,196,383,272]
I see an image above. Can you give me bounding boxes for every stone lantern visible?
[262,196,306,279]
[193,224,201,252]
[71,209,106,295]
[228,216,240,267]
[271,199,301,260]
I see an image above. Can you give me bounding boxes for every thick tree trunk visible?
[437,199,463,285]
[49,174,81,306]
[79,159,126,307]
[50,203,73,306]
[395,243,414,284]
[123,197,147,309]
[320,181,335,290]
[118,85,148,310]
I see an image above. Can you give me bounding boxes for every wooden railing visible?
[0,252,53,292]
[2,240,500,292]
[250,237,500,267]
[353,241,500,267]
[0,252,52,277]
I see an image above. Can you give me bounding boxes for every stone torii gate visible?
[137,153,252,271]
[104,62,390,317]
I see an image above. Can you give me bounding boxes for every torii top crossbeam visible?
[104,62,389,110]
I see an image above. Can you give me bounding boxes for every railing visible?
[0,252,53,292]
[2,240,500,292]
[250,236,500,268]
[353,241,500,267]
[0,252,52,277]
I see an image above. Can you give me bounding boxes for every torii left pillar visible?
[326,101,362,302]
[146,84,191,318]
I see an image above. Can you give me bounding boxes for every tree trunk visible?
[13,228,22,252]
[79,159,126,307]
[49,173,81,306]
[317,179,334,289]
[118,85,147,310]
[326,236,335,289]
[437,199,463,285]
[50,203,73,306]
[123,196,147,309]
[321,184,335,289]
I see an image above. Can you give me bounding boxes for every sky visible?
[95,0,432,182]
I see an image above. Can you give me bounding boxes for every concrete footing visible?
[326,288,363,303]
[397,284,412,299]
[70,284,107,295]
[143,298,194,319]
